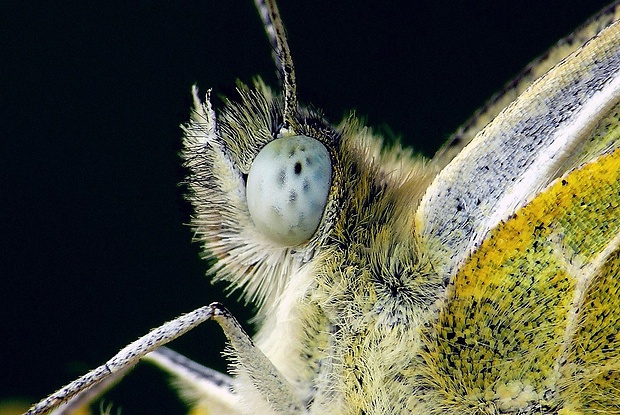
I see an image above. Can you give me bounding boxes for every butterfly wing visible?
[414,15,620,415]
[418,147,620,413]
[433,1,620,169]
[418,18,620,282]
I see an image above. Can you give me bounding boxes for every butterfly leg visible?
[207,304,305,415]
[145,347,238,415]
[149,305,307,415]
[25,304,218,415]
[26,303,304,415]
[45,364,132,415]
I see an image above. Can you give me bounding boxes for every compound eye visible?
[246,135,332,246]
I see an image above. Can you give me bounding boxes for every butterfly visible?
[23,0,620,414]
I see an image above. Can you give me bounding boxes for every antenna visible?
[254,0,298,131]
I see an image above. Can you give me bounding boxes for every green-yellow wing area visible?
[417,147,620,414]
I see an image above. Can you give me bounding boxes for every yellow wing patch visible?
[562,245,620,412]
[418,147,620,414]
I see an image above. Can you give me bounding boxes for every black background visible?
[1,1,611,413]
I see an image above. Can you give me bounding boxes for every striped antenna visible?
[254,0,298,131]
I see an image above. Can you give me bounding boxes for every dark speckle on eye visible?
[289,190,297,202]
[278,169,287,187]
[294,162,302,175]
[305,157,312,166]
[302,179,309,192]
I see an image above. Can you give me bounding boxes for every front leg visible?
[26,303,303,415]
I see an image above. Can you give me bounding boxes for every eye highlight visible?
[246,135,332,246]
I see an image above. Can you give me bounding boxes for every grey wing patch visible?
[433,0,620,169]
[418,18,620,281]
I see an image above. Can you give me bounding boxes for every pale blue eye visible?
[246,135,332,246]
